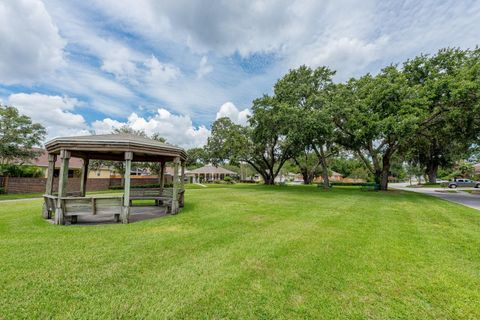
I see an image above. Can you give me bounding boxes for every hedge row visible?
[108,183,174,190]
[329,182,376,186]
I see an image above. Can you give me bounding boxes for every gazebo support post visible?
[180,161,185,207]
[181,161,185,189]
[80,158,89,197]
[158,160,165,205]
[45,154,56,195]
[43,153,56,219]
[171,157,180,214]
[159,161,166,191]
[55,150,70,225]
[121,151,133,223]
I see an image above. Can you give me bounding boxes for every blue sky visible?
[1,0,479,147]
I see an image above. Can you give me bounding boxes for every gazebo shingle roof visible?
[45,133,187,162]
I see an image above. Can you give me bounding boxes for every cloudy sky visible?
[1,0,479,148]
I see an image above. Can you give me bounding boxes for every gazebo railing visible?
[129,187,185,210]
[52,191,83,197]
[43,195,123,223]
[161,188,185,208]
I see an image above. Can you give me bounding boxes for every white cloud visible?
[89,102,252,148]
[3,0,480,145]
[7,92,213,148]
[197,56,213,78]
[0,0,65,84]
[7,93,90,139]
[143,56,181,84]
[101,47,139,80]
[294,36,390,79]
[216,102,250,125]
[92,108,210,148]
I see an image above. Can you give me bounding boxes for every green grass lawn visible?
[1,185,479,319]
[0,192,44,200]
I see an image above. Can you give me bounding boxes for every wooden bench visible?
[161,188,185,208]
[129,188,185,212]
[52,191,83,197]
[43,195,57,219]
[62,196,123,223]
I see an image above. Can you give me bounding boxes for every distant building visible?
[28,148,111,178]
[187,164,236,183]
[313,171,344,183]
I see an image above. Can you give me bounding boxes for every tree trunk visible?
[379,157,390,191]
[374,169,381,186]
[319,164,329,188]
[264,175,275,185]
[301,170,314,184]
[318,146,330,189]
[259,170,275,185]
[425,162,438,184]
[380,168,389,190]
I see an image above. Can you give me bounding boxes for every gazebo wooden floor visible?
[46,206,169,225]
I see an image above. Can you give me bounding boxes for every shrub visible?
[0,164,44,177]
[329,182,377,187]
[239,180,257,183]
[0,187,4,194]
[108,183,174,190]
[328,182,376,187]
[223,176,234,184]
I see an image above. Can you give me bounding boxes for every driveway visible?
[391,183,480,211]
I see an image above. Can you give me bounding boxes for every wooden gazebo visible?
[42,134,187,225]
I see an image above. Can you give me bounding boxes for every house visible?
[313,171,345,183]
[475,163,480,174]
[187,164,236,183]
[28,148,111,178]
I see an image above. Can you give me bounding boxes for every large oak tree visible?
[403,48,480,182]
[330,66,423,190]
[206,97,295,185]
[274,65,337,186]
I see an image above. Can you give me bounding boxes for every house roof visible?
[45,133,187,162]
[330,171,342,177]
[28,148,84,169]
[187,164,236,175]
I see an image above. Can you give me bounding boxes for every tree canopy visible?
[274,65,337,186]
[0,105,46,166]
[205,47,480,189]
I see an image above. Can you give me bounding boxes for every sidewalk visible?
[390,183,480,211]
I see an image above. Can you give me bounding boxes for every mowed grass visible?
[1,185,479,319]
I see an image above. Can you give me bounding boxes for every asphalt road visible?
[390,183,480,211]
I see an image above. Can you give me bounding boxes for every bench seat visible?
[43,195,123,223]
[129,188,184,212]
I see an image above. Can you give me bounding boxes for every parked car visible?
[448,179,480,188]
